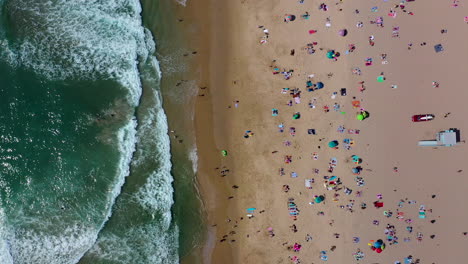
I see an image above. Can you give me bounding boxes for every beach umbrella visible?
[327,51,335,59]
[377,75,385,82]
[357,111,369,120]
[328,140,338,148]
[373,240,383,248]
[338,29,348,36]
[375,248,383,253]
[221,150,228,156]
[293,113,301,119]
[315,195,325,203]
[316,82,324,89]
[352,155,362,164]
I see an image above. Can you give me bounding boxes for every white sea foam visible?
[0,118,137,264]
[0,0,154,106]
[0,0,179,263]
[0,205,13,264]
[133,88,174,227]
[188,146,199,173]
[8,225,98,264]
[175,0,187,7]
[86,222,179,264]
[86,55,179,263]
[158,51,190,75]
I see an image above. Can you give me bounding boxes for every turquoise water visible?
[0,0,186,263]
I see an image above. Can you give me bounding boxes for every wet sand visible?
[190,0,468,263]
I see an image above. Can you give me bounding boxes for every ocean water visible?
[0,0,179,263]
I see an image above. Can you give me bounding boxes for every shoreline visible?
[190,0,237,262]
[140,0,211,263]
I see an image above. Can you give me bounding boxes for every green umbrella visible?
[357,111,369,120]
[315,195,325,203]
[328,140,338,148]
[377,75,385,82]
[221,150,228,156]
[327,51,335,59]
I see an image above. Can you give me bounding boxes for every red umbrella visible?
[376,248,383,253]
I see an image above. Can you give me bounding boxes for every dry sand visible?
[191,0,468,263]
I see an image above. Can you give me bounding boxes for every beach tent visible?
[352,155,362,164]
[374,201,384,208]
[272,108,279,116]
[352,166,362,175]
[338,29,348,36]
[315,195,325,203]
[352,100,360,108]
[284,14,296,22]
[247,208,256,214]
[434,44,444,53]
[328,140,339,148]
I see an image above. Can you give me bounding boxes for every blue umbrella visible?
[317,82,324,89]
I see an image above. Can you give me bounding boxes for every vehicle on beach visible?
[411,114,435,122]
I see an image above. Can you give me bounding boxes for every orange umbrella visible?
[352,101,360,108]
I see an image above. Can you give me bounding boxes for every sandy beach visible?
[187,0,468,263]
